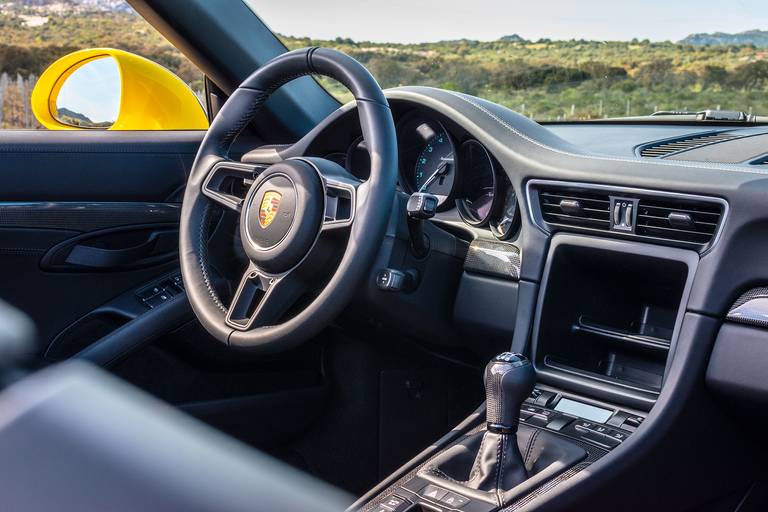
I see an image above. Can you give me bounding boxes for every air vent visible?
[639,132,738,158]
[636,198,722,247]
[750,154,768,166]
[539,188,611,230]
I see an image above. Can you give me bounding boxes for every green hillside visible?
[280,35,768,120]
[1,9,768,125]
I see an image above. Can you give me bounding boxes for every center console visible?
[354,231,699,512]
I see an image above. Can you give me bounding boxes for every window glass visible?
[247,0,768,121]
[0,0,204,129]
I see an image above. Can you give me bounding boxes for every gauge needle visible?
[419,156,452,192]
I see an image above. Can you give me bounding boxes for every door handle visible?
[65,232,166,268]
[41,224,179,271]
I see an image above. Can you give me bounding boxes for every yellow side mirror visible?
[31,48,209,130]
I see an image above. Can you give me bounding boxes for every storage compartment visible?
[46,310,132,361]
[534,240,691,394]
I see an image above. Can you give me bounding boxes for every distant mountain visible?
[500,34,527,43]
[679,29,768,47]
[56,107,92,124]
[0,0,134,14]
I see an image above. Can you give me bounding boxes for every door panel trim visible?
[0,202,180,232]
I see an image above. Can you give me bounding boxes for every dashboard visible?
[286,84,768,408]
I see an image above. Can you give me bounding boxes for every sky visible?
[57,57,120,124]
[246,0,768,44]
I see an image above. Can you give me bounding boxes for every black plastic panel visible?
[707,323,768,403]
[453,272,519,341]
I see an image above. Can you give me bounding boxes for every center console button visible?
[419,484,449,502]
[442,492,470,508]
[607,411,628,428]
[622,415,645,431]
[534,390,558,407]
[546,416,574,432]
[582,430,620,449]
[522,405,540,415]
[606,429,628,442]
[379,495,410,511]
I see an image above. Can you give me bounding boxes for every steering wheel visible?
[179,48,397,352]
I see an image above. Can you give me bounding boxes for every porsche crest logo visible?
[258,191,282,228]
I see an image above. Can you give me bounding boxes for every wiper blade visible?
[650,109,756,122]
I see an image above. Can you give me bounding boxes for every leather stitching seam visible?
[197,203,227,313]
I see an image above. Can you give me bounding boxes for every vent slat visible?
[637,214,717,232]
[538,187,612,232]
[640,132,738,158]
[636,197,723,246]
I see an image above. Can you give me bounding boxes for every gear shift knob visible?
[485,352,535,433]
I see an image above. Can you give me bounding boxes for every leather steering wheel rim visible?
[179,47,397,352]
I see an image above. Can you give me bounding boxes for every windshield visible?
[246,0,768,121]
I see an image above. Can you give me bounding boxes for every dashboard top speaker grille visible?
[638,132,739,158]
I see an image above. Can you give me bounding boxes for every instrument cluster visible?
[332,110,520,240]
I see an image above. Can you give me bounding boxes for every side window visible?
[0,1,207,130]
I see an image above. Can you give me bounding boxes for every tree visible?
[701,65,728,86]
[637,58,673,88]
[731,61,768,89]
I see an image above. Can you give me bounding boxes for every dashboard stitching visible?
[442,90,768,177]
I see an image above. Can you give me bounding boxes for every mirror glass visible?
[55,57,120,128]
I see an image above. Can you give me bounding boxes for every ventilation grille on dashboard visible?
[636,198,722,246]
[532,182,726,252]
[639,132,738,158]
[539,189,611,231]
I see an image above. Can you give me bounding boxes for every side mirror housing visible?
[31,48,209,130]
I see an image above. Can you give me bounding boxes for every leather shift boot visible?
[419,424,587,508]
[462,431,528,495]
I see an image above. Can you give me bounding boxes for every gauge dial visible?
[490,177,520,240]
[397,114,457,208]
[456,140,496,226]
[413,126,455,203]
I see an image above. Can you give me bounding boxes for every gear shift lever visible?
[418,352,587,507]
[485,352,536,433]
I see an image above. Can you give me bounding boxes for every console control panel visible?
[521,387,644,450]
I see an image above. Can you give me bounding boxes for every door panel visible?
[0,130,203,354]
[0,131,204,201]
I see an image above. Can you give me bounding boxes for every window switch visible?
[137,285,163,300]
[145,291,172,309]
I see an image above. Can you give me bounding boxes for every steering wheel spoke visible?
[322,176,359,231]
[226,263,306,330]
[202,161,266,212]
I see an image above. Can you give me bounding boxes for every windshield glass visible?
[246,0,768,121]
